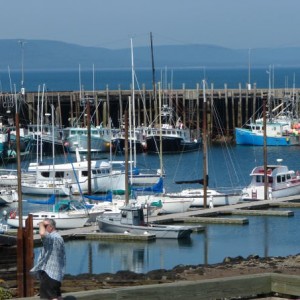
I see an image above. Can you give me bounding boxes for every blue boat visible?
[235,120,300,146]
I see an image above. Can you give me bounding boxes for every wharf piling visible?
[2,85,299,141]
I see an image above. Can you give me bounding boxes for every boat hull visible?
[162,189,241,207]
[136,195,193,214]
[97,214,193,239]
[235,128,299,146]
[7,212,89,229]
[146,136,200,154]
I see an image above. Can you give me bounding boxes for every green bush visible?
[0,287,12,299]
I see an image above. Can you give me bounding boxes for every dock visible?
[3,86,299,140]
[147,196,299,225]
[1,196,299,245]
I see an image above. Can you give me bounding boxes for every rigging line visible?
[211,102,246,188]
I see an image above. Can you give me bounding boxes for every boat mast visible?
[124,109,129,205]
[150,32,155,124]
[158,82,163,173]
[263,96,268,200]
[202,80,208,208]
[130,38,136,169]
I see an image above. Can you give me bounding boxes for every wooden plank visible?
[175,217,249,225]
[224,209,294,217]
[269,202,300,208]
[73,232,156,241]
[271,273,300,297]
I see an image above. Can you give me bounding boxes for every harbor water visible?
[1,66,300,275]
[1,144,300,275]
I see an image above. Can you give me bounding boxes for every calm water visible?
[1,145,300,275]
[1,66,300,92]
[1,66,300,275]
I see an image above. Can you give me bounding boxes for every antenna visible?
[18,40,26,93]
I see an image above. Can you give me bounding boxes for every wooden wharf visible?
[1,196,299,244]
[147,196,299,224]
[2,86,299,140]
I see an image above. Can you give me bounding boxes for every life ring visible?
[9,210,17,219]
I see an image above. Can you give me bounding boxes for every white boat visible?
[27,158,126,195]
[21,180,71,196]
[0,169,35,186]
[0,188,18,204]
[7,197,90,229]
[241,162,300,201]
[63,126,112,153]
[97,204,197,239]
[135,193,193,214]
[161,188,241,207]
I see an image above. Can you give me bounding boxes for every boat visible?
[0,188,18,205]
[63,126,112,153]
[96,203,196,239]
[160,188,241,207]
[145,105,201,154]
[235,67,300,146]
[235,119,300,146]
[26,123,65,154]
[139,81,241,209]
[241,161,300,201]
[0,168,35,186]
[133,177,193,214]
[6,195,90,229]
[21,180,71,196]
[27,157,126,195]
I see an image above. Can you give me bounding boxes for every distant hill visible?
[0,39,300,70]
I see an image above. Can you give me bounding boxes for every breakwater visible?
[1,83,299,139]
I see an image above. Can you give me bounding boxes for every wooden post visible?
[238,83,242,128]
[225,84,229,136]
[118,85,122,127]
[24,215,34,296]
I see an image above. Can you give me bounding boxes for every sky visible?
[1,0,300,50]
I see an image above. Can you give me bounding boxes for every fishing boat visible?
[235,67,300,146]
[145,105,201,154]
[97,203,197,239]
[241,160,300,201]
[235,119,300,146]
[6,195,90,229]
[63,126,112,153]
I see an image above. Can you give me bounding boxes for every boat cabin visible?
[120,205,145,226]
[249,165,296,188]
[247,121,290,137]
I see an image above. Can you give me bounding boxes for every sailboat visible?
[21,103,71,196]
[6,194,90,229]
[97,106,196,238]
[137,80,241,209]
[112,38,162,189]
